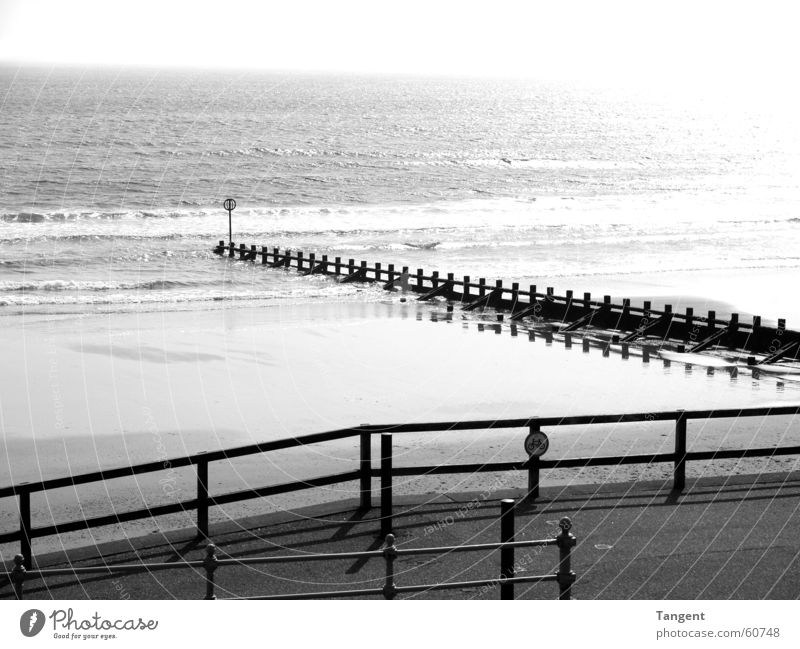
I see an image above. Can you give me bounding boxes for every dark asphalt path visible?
[3,471,799,600]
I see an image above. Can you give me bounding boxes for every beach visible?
[3,67,800,566]
[2,287,800,559]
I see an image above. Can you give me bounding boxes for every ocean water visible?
[2,67,800,312]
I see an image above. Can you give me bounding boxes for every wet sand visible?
[1,294,800,560]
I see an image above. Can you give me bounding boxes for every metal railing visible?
[2,500,576,600]
[2,405,800,568]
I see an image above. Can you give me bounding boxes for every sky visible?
[1,0,799,87]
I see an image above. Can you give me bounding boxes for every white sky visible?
[1,0,799,86]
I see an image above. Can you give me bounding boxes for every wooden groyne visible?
[213,241,800,363]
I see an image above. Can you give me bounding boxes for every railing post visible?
[499,499,515,600]
[11,554,26,599]
[382,534,398,600]
[527,456,540,502]
[360,432,372,510]
[19,486,31,569]
[380,434,393,537]
[203,543,218,600]
[197,455,209,538]
[228,241,235,258]
[556,517,576,600]
[674,410,687,491]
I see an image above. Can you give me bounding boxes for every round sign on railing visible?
[223,198,236,212]
[524,430,549,457]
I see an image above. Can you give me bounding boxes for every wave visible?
[0,279,197,292]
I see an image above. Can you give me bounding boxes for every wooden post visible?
[479,278,486,297]
[381,434,393,537]
[644,300,651,314]
[416,268,424,290]
[203,544,218,600]
[238,243,246,259]
[19,486,31,569]
[348,259,355,275]
[582,337,590,353]
[527,425,540,501]
[463,276,470,301]
[335,257,342,274]
[261,246,268,265]
[216,240,225,255]
[583,292,591,306]
[297,251,304,271]
[604,295,611,305]
[375,262,382,282]
[547,287,554,297]
[387,264,394,284]
[499,499,515,600]
[284,249,292,268]
[308,252,316,271]
[674,410,687,491]
[511,282,519,310]
[431,271,439,289]
[249,244,257,261]
[360,432,372,510]
[708,310,716,331]
[643,345,650,363]
[321,254,329,273]
[622,343,629,359]
[196,455,209,539]
[565,333,572,349]
[272,247,280,263]
[228,241,236,258]
[556,518,576,600]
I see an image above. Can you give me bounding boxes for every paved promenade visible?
[3,471,800,599]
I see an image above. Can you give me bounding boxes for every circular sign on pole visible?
[524,430,549,457]
[223,199,236,243]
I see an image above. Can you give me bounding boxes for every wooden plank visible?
[510,300,541,320]
[462,288,503,311]
[688,327,729,353]
[339,267,368,284]
[417,281,455,301]
[302,261,329,276]
[620,313,673,342]
[760,340,799,365]
[560,306,606,332]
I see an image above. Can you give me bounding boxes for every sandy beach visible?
[2,286,799,560]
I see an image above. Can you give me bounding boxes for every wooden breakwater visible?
[214,241,800,363]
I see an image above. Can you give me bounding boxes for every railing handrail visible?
[0,536,558,580]
[4,504,578,601]
[3,404,799,498]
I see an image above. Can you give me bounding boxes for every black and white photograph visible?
[1,0,799,645]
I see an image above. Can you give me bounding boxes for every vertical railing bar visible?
[556,518,576,600]
[380,434,393,537]
[674,409,687,491]
[360,432,372,510]
[499,499,515,600]
[197,454,209,539]
[19,486,31,569]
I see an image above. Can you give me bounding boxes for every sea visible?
[2,66,800,314]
